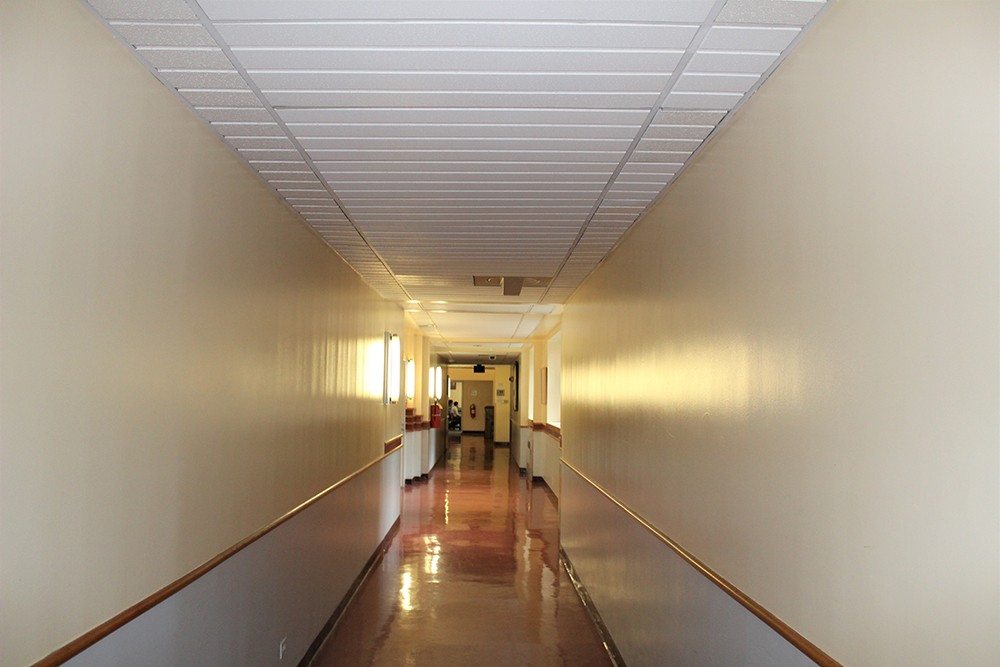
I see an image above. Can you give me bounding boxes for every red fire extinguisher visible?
[469,404,476,419]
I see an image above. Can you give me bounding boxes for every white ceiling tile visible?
[288,123,640,140]
[635,138,703,152]
[620,162,682,174]
[674,72,759,93]
[179,89,261,107]
[247,71,671,94]
[701,25,800,51]
[687,50,780,74]
[612,173,676,184]
[227,136,296,149]
[631,151,693,163]
[201,1,716,22]
[87,0,197,20]
[309,149,624,163]
[717,0,826,26]
[277,107,649,126]
[137,47,234,69]
[298,137,632,152]
[111,22,217,48]
[317,161,617,174]
[262,90,663,109]
[653,109,728,125]
[231,48,684,75]
[237,149,302,161]
[215,22,699,50]
[249,160,308,169]
[211,122,285,137]
[643,124,714,140]
[158,70,247,89]
[600,198,651,208]
[663,91,744,110]
[196,107,273,122]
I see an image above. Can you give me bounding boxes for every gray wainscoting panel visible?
[561,464,814,667]
[67,450,401,667]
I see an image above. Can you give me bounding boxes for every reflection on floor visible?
[310,434,612,666]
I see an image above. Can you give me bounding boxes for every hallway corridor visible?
[311,435,612,666]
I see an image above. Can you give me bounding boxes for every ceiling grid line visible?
[185,0,416,302]
[539,0,732,302]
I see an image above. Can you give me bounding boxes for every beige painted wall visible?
[0,2,405,664]
[562,2,998,665]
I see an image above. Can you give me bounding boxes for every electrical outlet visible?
[279,637,287,660]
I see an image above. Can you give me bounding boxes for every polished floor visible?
[311,434,612,666]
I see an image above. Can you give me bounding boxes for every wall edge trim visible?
[31,444,405,667]
[561,460,842,667]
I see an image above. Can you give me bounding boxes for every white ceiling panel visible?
[663,91,745,110]
[86,0,829,348]
[110,22,217,47]
[231,48,685,74]
[136,46,233,69]
[687,50,781,74]
[89,0,196,20]
[290,123,642,140]
[276,107,650,125]
[308,149,626,163]
[247,72,673,94]
[178,89,260,107]
[700,25,801,52]
[643,124,714,140]
[200,1,717,22]
[317,162,619,174]
[158,69,246,89]
[214,22,700,50]
[674,72,760,93]
[196,107,273,122]
[263,90,665,110]
[717,0,826,26]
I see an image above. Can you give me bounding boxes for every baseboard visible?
[560,547,626,667]
[300,517,401,667]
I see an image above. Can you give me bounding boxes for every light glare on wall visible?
[405,358,415,400]
[429,367,436,401]
[384,332,400,405]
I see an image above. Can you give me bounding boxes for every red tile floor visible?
[310,434,613,666]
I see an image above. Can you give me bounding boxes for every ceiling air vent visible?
[473,276,551,296]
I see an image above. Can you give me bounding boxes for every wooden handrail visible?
[529,420,562,440]
[561,460,841,667]
[31,440,404,667]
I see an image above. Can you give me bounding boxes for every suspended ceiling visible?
[83,0,828,360]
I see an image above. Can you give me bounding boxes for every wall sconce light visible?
[405,358,415,400]
[384,332,400,405]
[428,365,444,401]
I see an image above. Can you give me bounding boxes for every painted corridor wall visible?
[0,2,404,664]
[561,2,998,665]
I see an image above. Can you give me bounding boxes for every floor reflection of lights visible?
[311,434,612,666]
